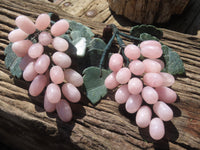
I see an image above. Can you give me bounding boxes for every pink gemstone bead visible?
[56,99,72,122]
[46,83,61,104]
[149,118,165,140]
[51,19,69,36]
[15,15,36,34]
[125,94,142,113]
[62,83,81,103]
[50,66,64,84]
[143,73,163,87]
[29,74,47,96]
[153,101,173,121]
[35,13,50,30]
[109,53,123,72]
[136,105,152,128]
[104,72,119,90]
[129,60,145,76]
[115,85,130,104]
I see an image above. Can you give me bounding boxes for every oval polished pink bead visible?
[46,83,61,104]
[129,60,145,76]
[153,101,173,121]
[125,94,142,113]
[44,91,56,112]
[52,37,69,52]
[109,53,123,72]
[29,74,47,96]
[116,67,131,84]
[124,44,140,60]
[64,69,83,87]
[128,77,143,95]
[155,86,177,103]
[50,66,64,84]
[160,72,175,87]
[23,61,38,81]
[143,73,163,87]
[143,59,162,73]
[15,15,36,34]
[12,40,32,57]
[8,28,28,42]
[140,40,161,49]
[149,118,165,140]
[52,52,71,68]
[51,19,69,36]
[38,31,52,46]
[136,105,152,128]
[142,86,158,104]
[62,83,81,103]
[34,54,50,74]
[56,99,72,122]
[115,85,130,104]
[104,72,119,90]
[35,13,50,30]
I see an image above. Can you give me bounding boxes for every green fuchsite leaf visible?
[140,33,159,41]
[87,38,107,66]
[83,66,111,104]
[162,45,185,75]
[130,24,163,40]
[4,43,22,78]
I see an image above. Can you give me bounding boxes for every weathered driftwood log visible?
[107,0,190,24]
[0,0,200,150]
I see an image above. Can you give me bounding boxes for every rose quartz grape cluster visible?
[8,14,83,122]
[105,40,177,140]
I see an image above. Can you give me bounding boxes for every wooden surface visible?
[0,0,200,150]
[107,0,190,24]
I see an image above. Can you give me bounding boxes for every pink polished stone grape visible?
[128,77,143,95]
[56,99,72,122]
[109,53,123,72]
[149,117,165,140]
[116,67,131,84]
[125,94,142,113]
[153,101,173,121]
[46,83,61,103]
[15,15,36,34]
[35,13,50,30]
[12,40,32,57]
[140,40,161,49]
[8,28,28,42]
[124,44,140,60]
[104,72,119,89]
[136,105,152,128]
[52,37,69,52]
[129,60,145,75]
[23,61,38,81]
[143,59,162,73]
[52,52,72,68]
[142,86,158,104]
[19,54,34,71]
[51,19,69,36]
[160,72,175,87]
[50,66,64,84]
[153,59,165,70]
[155,86,177,103]
[38,31,52,46]
[29,74,47,96]
[62,83,81,103]
[140,40,162,59]
[28,43,44,59]
[44,91,56,112]
[64,69,83,87]
[115,85,130,104]
[34,54,50,74]
[143,73,163,87]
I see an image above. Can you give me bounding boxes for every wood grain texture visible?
[0,0,200,150]
[107,0,190,24]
